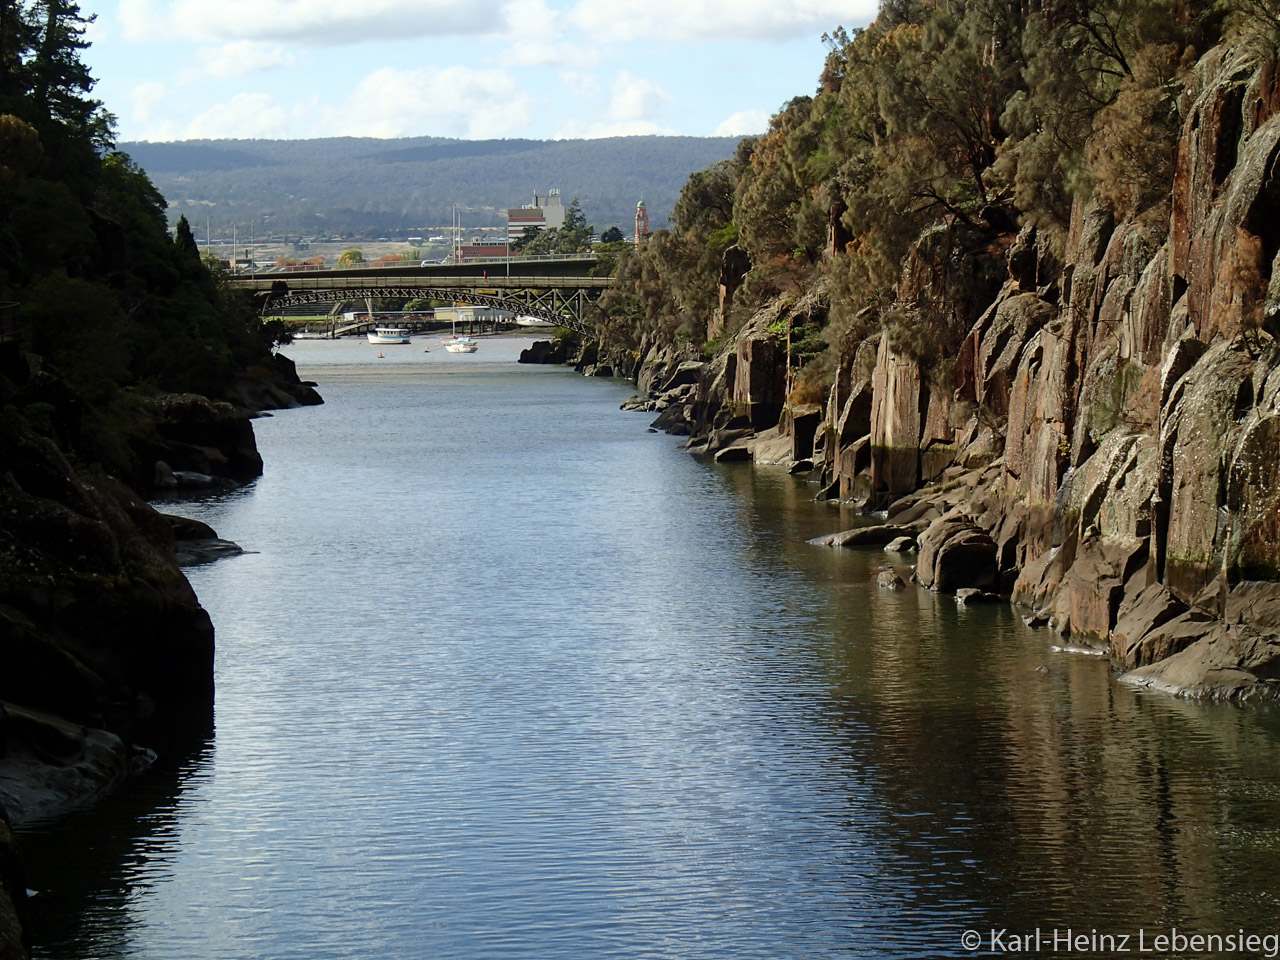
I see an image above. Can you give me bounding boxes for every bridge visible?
[227,256,613,335]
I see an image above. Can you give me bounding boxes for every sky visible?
[80,0,880,144]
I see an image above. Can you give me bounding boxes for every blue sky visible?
[81,0,879,143]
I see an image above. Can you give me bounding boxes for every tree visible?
[512,197,595,255]
[338,248,364,264]
[28,0,114,147]
[0,3,36,107]
[600,225,625,244]
[175,214,200,260]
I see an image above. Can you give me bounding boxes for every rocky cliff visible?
[0,341,320,957]
[620,43,1280,704]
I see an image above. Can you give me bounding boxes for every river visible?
[17,336,1280,959]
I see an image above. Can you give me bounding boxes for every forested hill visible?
[118,135,742,237]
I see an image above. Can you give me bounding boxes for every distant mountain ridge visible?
[119,135,743,238]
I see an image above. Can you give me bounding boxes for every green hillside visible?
[119,135,743,238]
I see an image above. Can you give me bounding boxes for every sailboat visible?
[442,316,479,353]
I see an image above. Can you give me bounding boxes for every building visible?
[634,199,649,245]
[507,189,566,243]
[457,239,509,261]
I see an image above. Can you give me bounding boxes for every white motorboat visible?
[368,326,411,344]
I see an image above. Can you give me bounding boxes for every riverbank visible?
[20,354,1280,959]
[516,43,1280,706]
[0,344,324,956]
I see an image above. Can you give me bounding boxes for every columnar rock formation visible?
[620,44,1280,703]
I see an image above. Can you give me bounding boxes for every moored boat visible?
[368,326,411,344]
[443,336,479,353]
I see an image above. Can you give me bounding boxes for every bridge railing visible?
[0,302,18,342]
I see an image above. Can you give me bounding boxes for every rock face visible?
[614,41,1280,704]
[0,345,228,857]
[226,351,324,412]
[0,421,215,821]
[0,808,28,960]
[132,392,264,495]
[519,339,572,365]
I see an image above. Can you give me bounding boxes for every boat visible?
[443,336,479,353]
[367,326,411,344]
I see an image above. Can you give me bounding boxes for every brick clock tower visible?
[634,200,649,245]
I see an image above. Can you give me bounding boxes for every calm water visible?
[18,336,1280,959]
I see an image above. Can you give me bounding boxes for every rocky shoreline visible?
[523,46,1280,707]
[0,345,321,957]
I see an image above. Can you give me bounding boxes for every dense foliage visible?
[600,0,1260,394]
[0,0,275,452]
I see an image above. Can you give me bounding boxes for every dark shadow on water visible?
[16,721,215,960]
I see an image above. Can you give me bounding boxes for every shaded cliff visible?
[611,36,1280,704]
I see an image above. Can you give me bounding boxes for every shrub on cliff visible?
[599,0,1230,397]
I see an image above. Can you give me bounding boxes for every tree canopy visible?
[0,0,282,469]
[601,0,1233,386]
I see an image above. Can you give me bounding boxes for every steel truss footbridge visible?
[228,255,612,335]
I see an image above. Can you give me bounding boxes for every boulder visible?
[714,444,753,463]
[808,522,927,547]
[660,361,706,392]
[915,516,999,593]
[0,702,133,823]
[885,536,917,553]
[130,392,264,495]
[877,570,908,590]
[1110,583,1191,666]
[1120,627,1280,703]
[226,352,324,411]
[1049,538,1146,641]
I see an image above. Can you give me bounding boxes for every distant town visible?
[201,188,643,273]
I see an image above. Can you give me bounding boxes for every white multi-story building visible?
[507,189,566,242]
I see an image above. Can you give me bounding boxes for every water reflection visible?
[18,738,213,958]
[17,362,1280,959]
[712,458,1280,948]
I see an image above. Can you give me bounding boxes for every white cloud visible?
[500,0,586,67]
[607,71,672,122]
[318,66,536,138]
[713,108,768,137]
[126,81,181,141]
[130,81,168,123]
[552,71,677,138]
[569,0,877,43]
[200,41,298,79]
[184,92,293,138]
[558,69,601,99]
[120,0,507,46]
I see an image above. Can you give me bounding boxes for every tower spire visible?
[634,199,649,246]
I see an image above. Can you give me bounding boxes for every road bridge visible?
[228,256,613,335]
